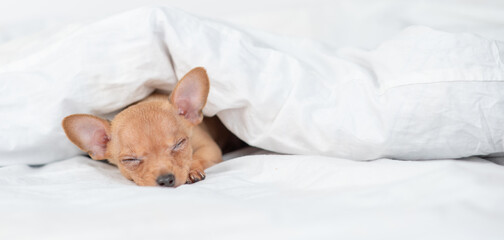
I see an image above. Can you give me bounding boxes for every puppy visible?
[62,67,241,187]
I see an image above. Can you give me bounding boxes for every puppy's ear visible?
[170,67,210,125]
[62,114,111,160]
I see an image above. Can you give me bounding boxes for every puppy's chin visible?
[132,178,187,188]
[121,166,191,187]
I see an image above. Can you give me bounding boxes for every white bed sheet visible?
[1,150,504,240]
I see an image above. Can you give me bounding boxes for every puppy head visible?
[62,67,209,187]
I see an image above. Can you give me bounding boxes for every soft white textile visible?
[1,6,504,165]
[1,149,504,240]
[3,0,504,50]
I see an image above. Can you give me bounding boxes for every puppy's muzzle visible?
[156,173,175,187]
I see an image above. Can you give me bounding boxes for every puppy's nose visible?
[156,173,175,187]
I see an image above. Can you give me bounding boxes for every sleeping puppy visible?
[62,67,243,187]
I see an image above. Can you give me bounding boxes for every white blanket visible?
[2,6,504,165]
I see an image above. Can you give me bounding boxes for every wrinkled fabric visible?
[1,149,504,240]
[1,7,504,165]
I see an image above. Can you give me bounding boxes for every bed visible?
[1,0,504,239]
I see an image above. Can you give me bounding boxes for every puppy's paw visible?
[186,169,206,184]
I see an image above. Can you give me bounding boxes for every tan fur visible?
[62,67,231,187]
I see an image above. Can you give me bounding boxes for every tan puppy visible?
[62,67,237,187]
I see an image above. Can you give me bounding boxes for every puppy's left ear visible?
[170,67,210,125]
[61,114,111,160]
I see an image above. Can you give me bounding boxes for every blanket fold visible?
[1,7,504,165]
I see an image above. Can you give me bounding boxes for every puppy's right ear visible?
[170,67,210,125]
[62,114,111,160]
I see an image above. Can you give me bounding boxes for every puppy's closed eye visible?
[172,138,187,152]
[121,158,142,168]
